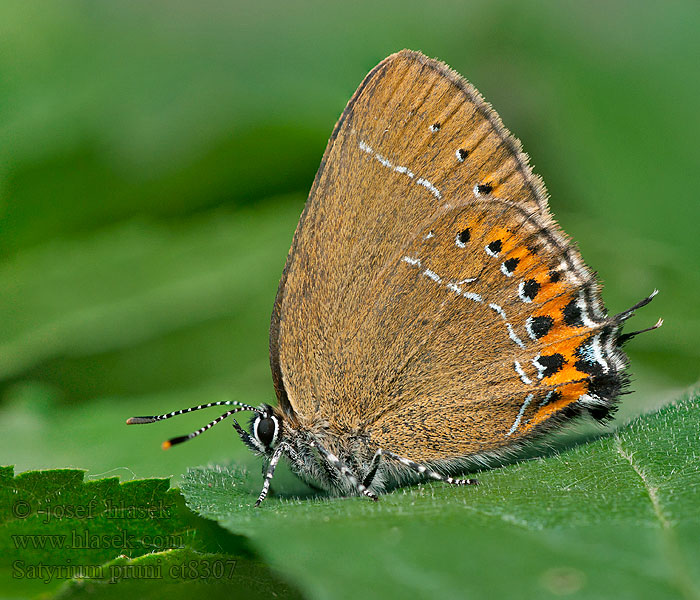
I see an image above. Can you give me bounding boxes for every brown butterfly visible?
[128,50,660,505]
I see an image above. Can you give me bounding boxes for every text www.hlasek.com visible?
[12,529,183,550]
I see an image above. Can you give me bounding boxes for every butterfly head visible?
[244,404,284,455]
[125,400,288,457]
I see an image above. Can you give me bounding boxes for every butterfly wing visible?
[270,50,630,459]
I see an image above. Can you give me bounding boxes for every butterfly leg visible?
[378,449,479,486]
[362,450,383,488]
[280,442,306,474]
[254,442,291,507]
[310,440,379,501]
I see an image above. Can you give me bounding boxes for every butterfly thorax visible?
[269,405,384,495]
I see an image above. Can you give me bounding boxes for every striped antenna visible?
[160,407,256,450]
[126,401,259,425]
[126,401,261,450]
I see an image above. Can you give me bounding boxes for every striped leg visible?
[281,443,304,473]
[378,449,478,486]
[362,449,383,488]
[311,441,378,501]
[255,443,288,507]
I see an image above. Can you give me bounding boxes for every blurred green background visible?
[0,1,697,483]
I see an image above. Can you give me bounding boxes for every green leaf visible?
[181,394,700,600]
[0,467,303,599]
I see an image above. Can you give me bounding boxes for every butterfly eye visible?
[253,415,278,447]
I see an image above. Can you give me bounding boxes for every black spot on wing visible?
[574,358,604,377]
[537,353,566,378]
[486,239,502,254]
[528,315,554,339]
[563,298,584,327]
[503,257,519,274]
[521,279,540,301]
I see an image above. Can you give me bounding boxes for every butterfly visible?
[128,50,660,506]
